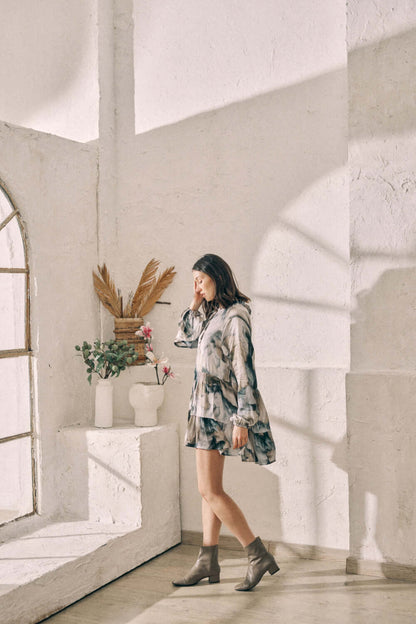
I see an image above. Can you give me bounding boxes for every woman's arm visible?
[174,307,205,348]
[174,279,205,349]
[224,309,259,429]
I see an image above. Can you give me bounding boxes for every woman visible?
[173,254,279,591]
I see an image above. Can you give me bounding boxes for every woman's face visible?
[193,270,216,302]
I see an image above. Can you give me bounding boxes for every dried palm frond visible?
[92,264,122,318]
[131,258,160,317]
[139,266,176,317]
[123,290,134,318]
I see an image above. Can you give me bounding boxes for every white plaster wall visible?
[0,123,99,517]
[347,373,416,566]
[348,0,416,567]
[0,0,351,555]
[0,0,98,142]
[101,0,350,551]
[160,366,348,549]
[0,1,101,520]
[133,0,346,133]
[0,0,101,523]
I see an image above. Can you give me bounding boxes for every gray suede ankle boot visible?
[234,537,279,591]
[172,544,220,586]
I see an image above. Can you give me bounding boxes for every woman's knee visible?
[198,484,224,503]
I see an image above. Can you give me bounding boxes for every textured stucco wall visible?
[98,0,350,551]
[0,2,99,517]
[4,0,403,561]
[348,0,416,567]
[0,123,99,516]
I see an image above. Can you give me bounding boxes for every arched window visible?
[0,183,35,524]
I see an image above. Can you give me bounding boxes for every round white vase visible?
[129,382,164,426]
[95,378,113,427]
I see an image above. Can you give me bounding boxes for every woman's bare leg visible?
[196,449,255,547]
[202,498,222,546]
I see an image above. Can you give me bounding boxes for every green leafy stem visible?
[75,339,138,384]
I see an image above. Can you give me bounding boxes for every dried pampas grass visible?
[130,258,160,317]
[93,259,176,319]
[139,266,176,317]
[92,263,122,318]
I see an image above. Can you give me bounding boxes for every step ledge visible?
[0,518,181,624]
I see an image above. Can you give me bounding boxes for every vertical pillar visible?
[347,1,416,576]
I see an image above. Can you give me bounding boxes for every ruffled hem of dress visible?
[185,413,276,466]
[185,441,241,457]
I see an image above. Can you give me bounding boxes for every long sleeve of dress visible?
[174,308,205,348]
[224,312,260,428]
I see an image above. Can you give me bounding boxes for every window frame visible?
[0,181,36,525]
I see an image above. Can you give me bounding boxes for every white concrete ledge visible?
[0,424,181,624]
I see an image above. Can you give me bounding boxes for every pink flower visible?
[136,325,175,384]
[141,323,153,339]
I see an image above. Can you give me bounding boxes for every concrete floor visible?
[41,544,416,624]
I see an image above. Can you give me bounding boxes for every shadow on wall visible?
[267,368,348,550]
[347,22,416,573]
[2,9,415,546]
[349,27,416,139]
[351,268,416,371]
[157,365,284,543]
[348,268,416,570]
[111,49,348,546]
[116,66,347,278]
[115,27,416,359]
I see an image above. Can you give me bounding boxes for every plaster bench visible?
[0,424,180,624]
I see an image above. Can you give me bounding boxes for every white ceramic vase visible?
[95,378,113,428]
[129,382,165,427]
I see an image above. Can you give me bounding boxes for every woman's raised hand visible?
[190,278,204,311]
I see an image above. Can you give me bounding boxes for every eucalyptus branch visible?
[75,339,139,384]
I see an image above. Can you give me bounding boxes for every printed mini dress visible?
[174,302,276,465]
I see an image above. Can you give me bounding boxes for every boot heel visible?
[268,561,280,575]
[209,573,220,583]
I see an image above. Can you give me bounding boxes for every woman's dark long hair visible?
[192,254,250,316]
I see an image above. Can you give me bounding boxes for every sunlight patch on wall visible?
[133,0,346,134]
[252,167,349,367]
